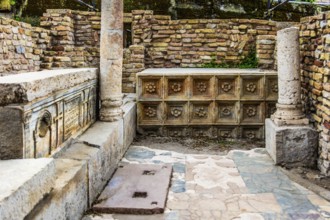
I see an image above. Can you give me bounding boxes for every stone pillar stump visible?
[99,0,124,122]
[266,27,318,168]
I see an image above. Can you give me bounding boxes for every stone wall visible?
[40,9,101,69]
[300,12,330,175]
[0,17,50,75]
[123,45,145,93]
[131,10,277,69]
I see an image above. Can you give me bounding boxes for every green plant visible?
[14,16,40,26]
[201,49,258,69]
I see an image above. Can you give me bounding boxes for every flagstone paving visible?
[84,146,330,220]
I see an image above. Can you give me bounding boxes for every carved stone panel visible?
[165,77,189,99]
[216,126,238,139]
[216,101,239,124]
[241,102,265,124]
[192,126,213,138]
[0,69,97,159]
[165,102,188,125]
[138,102,163,125]
[241,126,264,140]
[266,76,279,101]
[165,126,190,137]
[241,76,264,100]
[190,102,213,124]
[191,77,214,99]
[137,69,278,140]
[139,77,163,100]
[217,76,239,100]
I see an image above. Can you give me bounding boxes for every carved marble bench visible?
[0,68,98,159]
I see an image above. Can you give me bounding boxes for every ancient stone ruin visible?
[0,0,329,219]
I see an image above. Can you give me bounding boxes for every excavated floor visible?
[93,164,172,214]
[84,146,330,220]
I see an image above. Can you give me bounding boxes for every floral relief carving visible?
[195,107,207,118]
[245,131,256,139]
[221,107,232,117]
[271,83,278,93]
[220,131,232,138]
[246,106,257,117]
[170,130,182,137]
[246,83,257,93]
[145,82,157,93]
[171,82,182,93]
[145,107,157,118]
[196,82,207,93]
[221,82,233,93]
[171,108,183,118]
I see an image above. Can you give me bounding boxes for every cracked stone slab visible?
[93,164,173,215]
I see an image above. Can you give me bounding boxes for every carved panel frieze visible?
[137,70,278,140]
[266,77,279,100]
[217,76,239,100]
[139,77,162,100]
[165,77,188,99]
[165,102,188,124]
[241,102,264,124]
[241,76,264,100]
[192,77,213,98]
[216,101,238,124]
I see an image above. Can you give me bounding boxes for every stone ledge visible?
[0,159,55,220]
[25,159,88,220]
[265,118,318,168]
[0,68,98,106]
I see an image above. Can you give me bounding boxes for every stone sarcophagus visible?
[137,68,278,139]
[0,68,98,159]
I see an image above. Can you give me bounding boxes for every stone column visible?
[266,27,317,168]
[271,27,309,126]
[99,0,124,122]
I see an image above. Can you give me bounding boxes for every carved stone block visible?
[266,102,277,118]
[165,102,188,125]
[216,126,239,139]
[241,126,264,140]
[191,76,214,99]
[138,102,163,125]
[0,69,98,159]
[266,76,279,101]
[138,77,163,100]
[241,76,264,100]
[165,77,188,99]
[241,102,265,124]
[137,69,278,140]
[190,102,214,124]
[216,101,239,124]
[216,76,239,100]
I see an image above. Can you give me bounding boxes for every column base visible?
[271,103,309,126]
[265,119,318,168]
[100,107,123,122]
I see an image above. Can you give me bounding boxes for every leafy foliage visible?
[201,49,258,69]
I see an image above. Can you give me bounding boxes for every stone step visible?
[0,159,55,220]
[25,159,88,220]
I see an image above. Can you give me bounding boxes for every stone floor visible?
[84,146,330,220]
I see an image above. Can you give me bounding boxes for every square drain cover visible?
[93,164,173,214]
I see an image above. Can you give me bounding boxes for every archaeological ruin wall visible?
[300,11,330,175]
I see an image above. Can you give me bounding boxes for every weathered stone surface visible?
[0,159,55,220]
[25,159,88,220]
[265,119,318,167]
[99,0,124,122]
[137,68,277,139]
[93,164,173,214]
[272,27,308,126]
[0,68,97,105]
[0,69,97,159]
